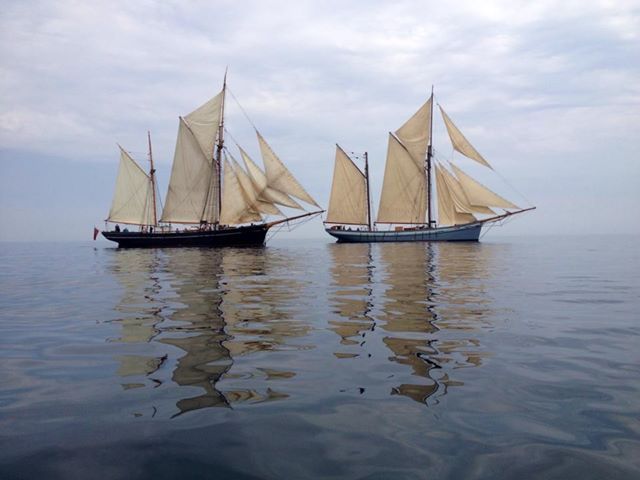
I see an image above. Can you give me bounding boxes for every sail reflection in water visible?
[328,242,496,404]
[108,247,310,416]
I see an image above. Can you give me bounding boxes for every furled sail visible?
[257,131,320,207]
[219,156,262,225]
[395,95,432,164]
[377,133,427,224]
[439,106,492,169]
[160,118,215,224]
[326,145,368,225]
[450,163,518,209]
[435,165,475,226]
[108,147,155,225]
[239,146,302,209]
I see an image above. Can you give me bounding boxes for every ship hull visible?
[102,224,269,248]
[325,222,482,243]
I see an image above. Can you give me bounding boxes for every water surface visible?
[0,236,638,479]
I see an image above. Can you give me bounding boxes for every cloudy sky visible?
[1,0,638,241]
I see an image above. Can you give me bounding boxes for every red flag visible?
[93,227,99,240]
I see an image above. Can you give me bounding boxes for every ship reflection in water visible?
[109,241,498,415]
[328,242,495,405]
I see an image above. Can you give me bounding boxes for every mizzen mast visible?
[364,151,372,231]
[147,131,158,227]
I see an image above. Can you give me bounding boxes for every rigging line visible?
[228,87,258,131]
[490,167,535,208]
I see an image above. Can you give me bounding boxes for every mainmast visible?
[215,69,228,224]
[426,86,434,227]
[364,151,372,231]
[147,131,158,227]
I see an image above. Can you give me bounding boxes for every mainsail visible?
[326,145,368,225]
[108,147,155,226]
[376,133,427,224]
[161,92,224,224]
[395,96,432,164]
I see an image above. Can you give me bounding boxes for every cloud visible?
[1,0,639,238]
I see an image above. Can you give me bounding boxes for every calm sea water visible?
[0,236,638,479]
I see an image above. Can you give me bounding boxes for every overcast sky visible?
[1,0,639,241]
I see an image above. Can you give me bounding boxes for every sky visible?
[1,0,639,241]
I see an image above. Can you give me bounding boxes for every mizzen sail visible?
[108,147,155,226]
[326,145,368,225]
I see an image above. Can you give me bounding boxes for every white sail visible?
[183,91,223,160]
[239,146,302,209]
[440,164,494,215]
[451,162,518,209]
[435,165,476,226]
[439,105,492,169]
[229,154,282,216]
[220,156,262,225]
[160,118,215,224]
[257,131,320,207]
[395,96,432,164]
[377,133,427,224]
[108,148,155,225]
[326,145,368,225]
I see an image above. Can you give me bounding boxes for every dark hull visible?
[102,224,269,248]
[326,222,482,243]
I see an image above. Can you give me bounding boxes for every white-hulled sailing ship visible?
[324,91,534,242]
[101,75,323,248]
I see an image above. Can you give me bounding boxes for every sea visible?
[0,235,638,479]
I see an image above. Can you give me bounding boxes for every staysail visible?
[450,162,518,209]
[108,147,155,226]
[238,146,302,210]
[257,131,320,207]
[219,155,262,225]
[434,164,475,226]
[326,145,368,225]
[228,152,282,216]
[377,133,427,224]
[439,106,492,169]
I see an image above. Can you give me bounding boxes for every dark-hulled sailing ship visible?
[101,75,322,248]
[324,90,534,242]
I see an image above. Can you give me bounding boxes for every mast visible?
[364,151,372,231]
[426,86,434,227]
[147,131,158,227]
[215,69,228,224]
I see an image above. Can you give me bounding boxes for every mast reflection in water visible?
[109,247,309,416]
[108,241,498,415]
[328,242,495,404]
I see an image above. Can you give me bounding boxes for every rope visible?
[228,87,259,131]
